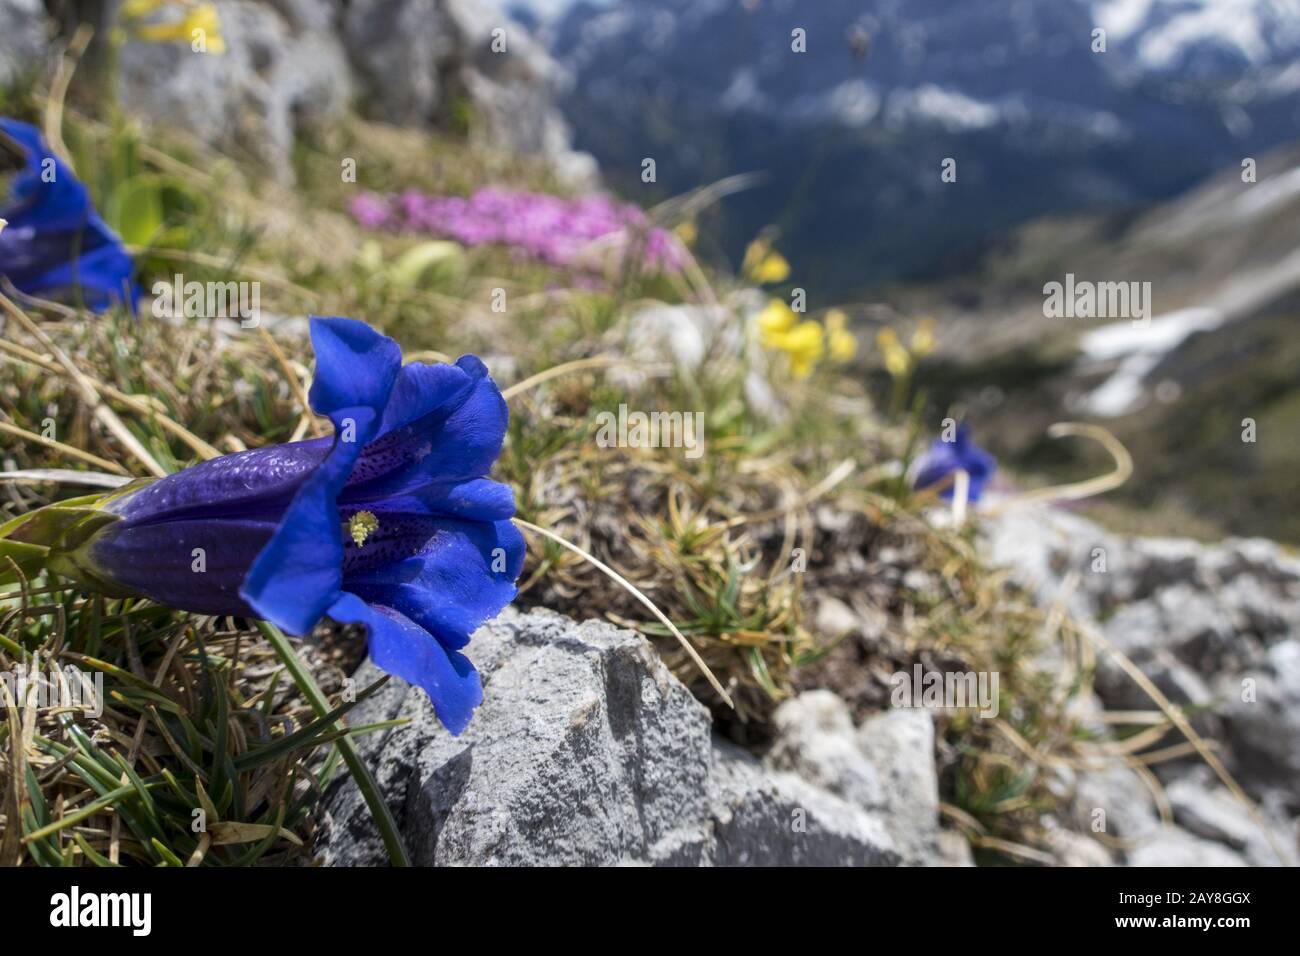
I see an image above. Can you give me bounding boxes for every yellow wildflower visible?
[129,2,226,54]
[910,318,936,358]
[876,327,912,378]
[767,321,825,378]
[741,236,790,284]
[673,220,698,247]
[121,0,169,17]
[756,298,798,340]
[823,309,857,362]
[741,236,768,275]
[751,249,790,284]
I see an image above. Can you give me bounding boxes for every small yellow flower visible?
[767,321,825,378]
[121,0,169,17]
[756,298,831,376]
[780,322,826,378]
[876,327,912,378]
[741,236,768,275]
[673,220,698,247]
[756,298,797,339]
[751,250,789,284]
[129,1,226,54]
[741,236,790,284]
[910,318,936,358]
[823,309,857,363]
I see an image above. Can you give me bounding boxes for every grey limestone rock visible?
[317,609,908,866]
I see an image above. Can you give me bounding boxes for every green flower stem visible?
[256,620,410,867]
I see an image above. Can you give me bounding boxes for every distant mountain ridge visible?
[546,0,1300,293]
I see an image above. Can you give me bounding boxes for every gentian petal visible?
[0,118,139,312]
[306,315,403,418]
[0,119,92,230]
[239,318,402,633]
[356,477,518,523]
[328,591,483,736]
[343,514,524,650]
[912,423,997,502]
[342,356,509,500]
[912,443,961,492]
[378,359,480,434]
[15,240,142,313]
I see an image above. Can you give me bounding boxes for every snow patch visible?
[1079,307,1224,416]
[887,85,1002,132]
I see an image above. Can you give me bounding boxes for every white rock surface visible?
[857,709,942,865]
[1126,828,1249,868]
[765,690,885,812]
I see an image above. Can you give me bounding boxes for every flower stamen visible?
[348,510,380,548]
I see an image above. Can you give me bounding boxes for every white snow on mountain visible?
[1230,163,1300,222]
[1094,0,1157,39]
[1081,307,1224,415]
[1093,0,1300,68]
[720,68,768,112]
[885,85,1002,132]
[825,80,883,129]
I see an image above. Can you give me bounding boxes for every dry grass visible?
[0,576,373,865]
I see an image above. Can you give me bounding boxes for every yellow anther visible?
[348,510,380,547]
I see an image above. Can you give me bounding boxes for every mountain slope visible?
[548,0,1300,293]
[909,142,1300,541]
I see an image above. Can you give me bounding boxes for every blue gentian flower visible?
[61,317,523,734]
[0,118,139,312]
[911,422,997,502]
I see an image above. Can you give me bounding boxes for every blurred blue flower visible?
[912,422,997,502]
[0,118,139,312]
[70,317,523,734]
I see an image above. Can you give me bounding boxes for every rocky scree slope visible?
[986,503,1300,867]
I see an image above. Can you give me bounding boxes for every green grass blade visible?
[256,621,409,867]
